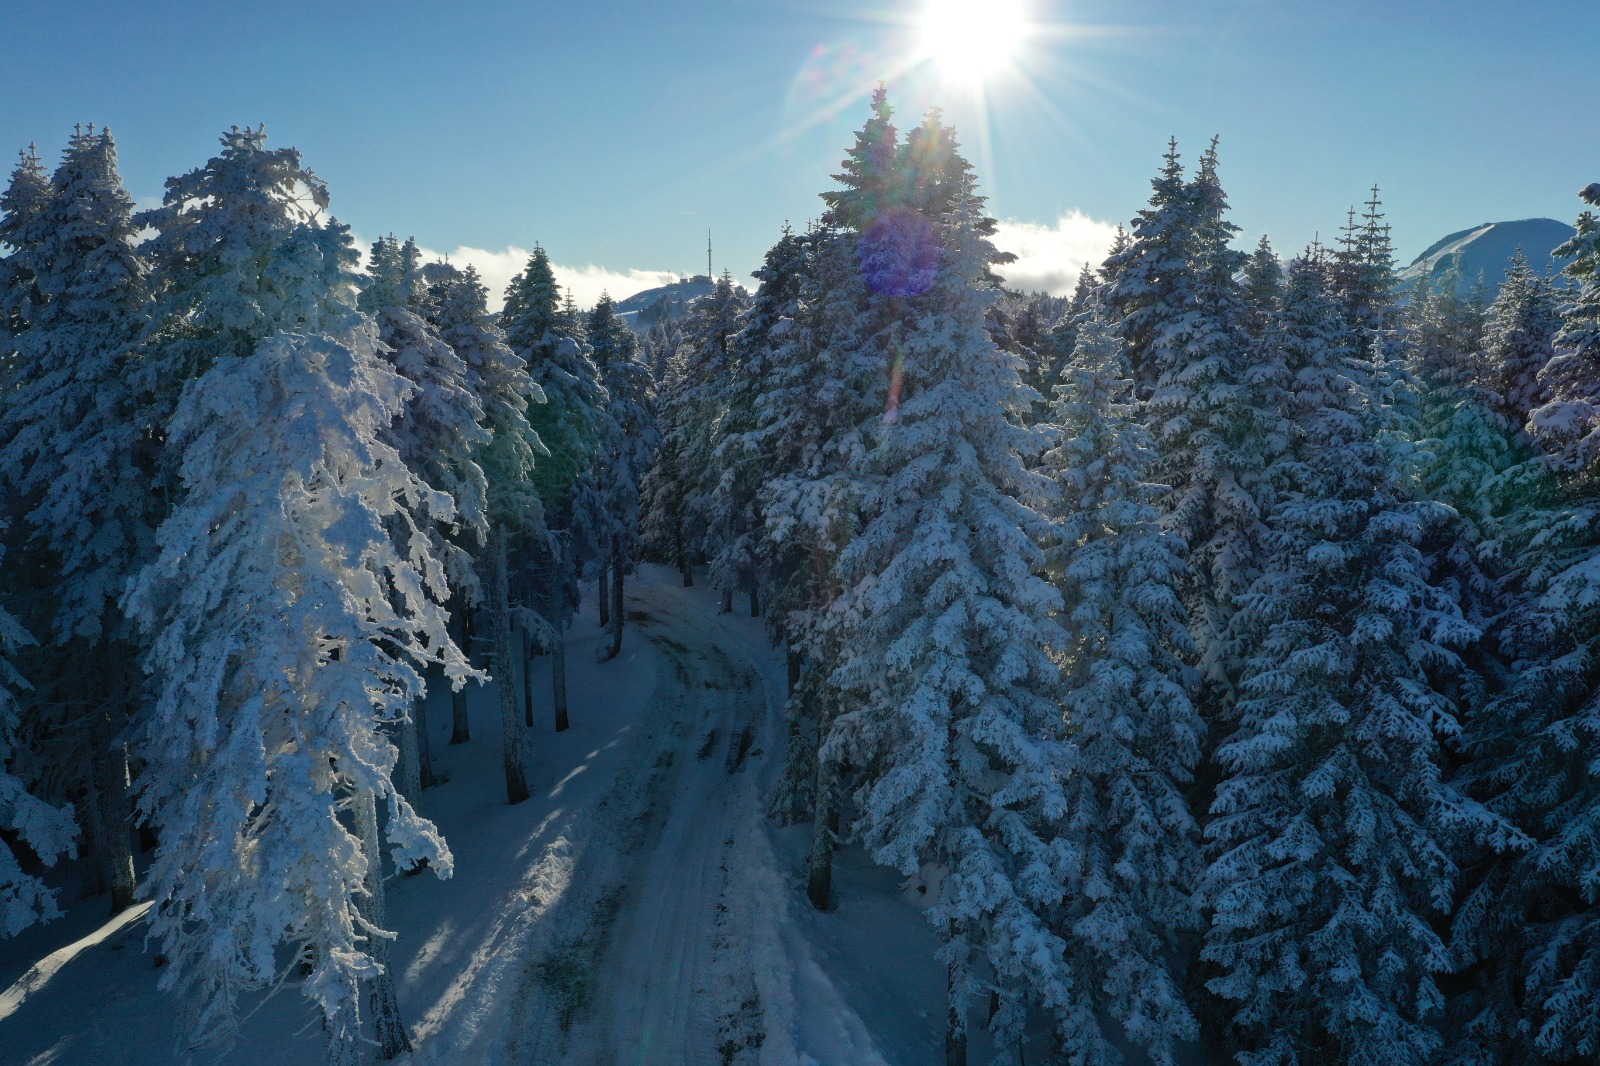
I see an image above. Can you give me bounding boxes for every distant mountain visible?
[615,274,715,333]
[1398,217,1574,295]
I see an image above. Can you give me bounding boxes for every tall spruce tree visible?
[1041,301,1204,1064]
[1202,251,1484,1065]
[587,293,658,660]
[1448,186,1600,1064]
[820,114,1070,1065]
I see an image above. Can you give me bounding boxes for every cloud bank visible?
[407,242,680,313]
[990,211,1120,297]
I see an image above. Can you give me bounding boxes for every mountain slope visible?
[1398,217,1574,294]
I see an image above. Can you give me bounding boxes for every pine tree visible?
[501,248,607,730]
[1040,301,1204,1064]
[0,127,150,913]
[1447,186,1600,1064]
[642,270,748,597]
[821,115,1070,1065]
[0,530,75,937]
[123,311,473,1062]
[708,226,810,619]
[0,144,50,343]
[588,293,659,660]
[1483,248,1563,438]
[1202,251,1482,1065]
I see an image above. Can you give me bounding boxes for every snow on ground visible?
[0,565,970,1065]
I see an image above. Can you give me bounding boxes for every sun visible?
[916,0,1030,85]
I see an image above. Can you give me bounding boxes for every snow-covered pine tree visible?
[0,127,150,912]
[1483,248,1563,439]
[501,248,608,730]
[821,113,1070,1065]
[1041,300,1204,1064]
[360,236,492,798]
[1202,250,1483,1066]
[0,530,76,937]
[0,145,50,343]
[124,308,474,1064]
[1447,186,1600,1065]
[1107,141,1274,736]
[587,292,659,660]
[758,91,903,899]
[708,225,810,620]
[1405,263,1510,640]
[642,269,748,601]
[430,260,546,802]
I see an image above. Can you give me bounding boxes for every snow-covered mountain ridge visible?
[1398,217,1574,293]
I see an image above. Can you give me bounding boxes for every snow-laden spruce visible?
[124,312,476,1062]
[0,540,76,937]
[1104,141,1273,694]
[820,113,1074,1064]
[1040,302,1204,1065]
[1447,187,1600,1065]
[587,293,659,660]
[0,126,149,913]
[1201,251,1488,1066]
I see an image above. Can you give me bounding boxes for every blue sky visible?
[4,0,1595,304]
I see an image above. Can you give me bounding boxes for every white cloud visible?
[405,242,680,313]
[991,211,1120,296]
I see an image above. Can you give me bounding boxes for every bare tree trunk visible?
[89,707,136,915]
[679,543,693,587]
[787,646,802,695]
[355,788,412,1059]
[552,631,570,732]
[415,695,436,789]
[604,548,625,661]
[806,760,836,911]
[946,947,969,1066]
[748,580,761,618]
[597,565,610,628]
[720,587,733,614]
[449,605,470,744]
[491,529,530,805]
[522,628,535,728]
[394,713,422,802]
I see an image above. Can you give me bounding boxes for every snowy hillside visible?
[615,274,715,333]
[1397,217,1574,293]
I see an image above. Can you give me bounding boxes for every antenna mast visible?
[707,230,713,279]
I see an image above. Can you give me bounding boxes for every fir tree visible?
[124,311,474,1062]
[588,293,659,660]
[821,116,1068,1065]
[1202,252,1482,1066]
[1041,302,1204,1064]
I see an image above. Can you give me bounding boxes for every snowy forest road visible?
[496,578,792,1065]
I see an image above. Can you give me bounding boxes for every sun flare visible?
[916,0,1029,85]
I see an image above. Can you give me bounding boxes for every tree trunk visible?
[720,587,733,615]
[492,529,530,805]
[415,695,436,789]
[597,565,610,628]
[89,707,136,915]
[748,580,761,618]
[679,545,693,587]
[787,647,802,696]
[522,628,535,728]
[806,761,836,911]
[946,952,969,1066]
[394,713,422,802]
[449,605,470,744]
[606,549,625,661]
[355,788,412,1060]
[552,631,570,733]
